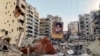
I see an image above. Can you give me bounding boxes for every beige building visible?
[47,15,62,22]
[39,18,51,37]
[0,0,39,47]
[39,15,62,38]
[0,0,26,46]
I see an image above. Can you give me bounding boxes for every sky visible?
[27,0,100,31]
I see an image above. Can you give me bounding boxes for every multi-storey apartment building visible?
[79,14,93,39]
[91,10,100,37]
[25,4,39,45]
[0,0,39,47]
[39,18,51,37]
[39,15,62,38]
[0,0,26,46]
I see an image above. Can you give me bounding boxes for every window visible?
[87,29,89,31]
[28,14,33,18]
[86,22,88,24]
[31,20,33,22]
[26,30,33,33]
[86,25,88,27]
[86,18,88,20]
[87,32,89,34]
[21,4,25,10]
[19,27,24,31]
[5,31,8,35]
[18,19,24,24]
[14,6,21,18]
[26,34,33,37]
[23,0,25,2]
[27,26,33,29]
[21,12,25,16]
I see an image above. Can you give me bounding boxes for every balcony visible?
[26,26,33,29]
[27,22,33,26]
[21,4,25,10]
[34,22,38,25]
[26,30,33,33]
[35,18,39,22]
[34,29,38,32]
[45,28,50,30]
[18,26,24,31]
[27,14,33,18]
[27,18,33,23]
[21,12,25,17]
[34,32,38,35]
[27,10,33,15]
[18,19,24,25]
[34,36,37,38]
[17,15,24,24]
[35,15,39,19]
[20,0,26,8]
[26,34,33,37]
[35,26,38,29]
[45,31,49,33]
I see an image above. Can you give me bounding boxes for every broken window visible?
[18,19,24,25]
[14,6,22,18]
[21,4,25,10]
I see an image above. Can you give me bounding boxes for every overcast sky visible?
[27,0,100,31]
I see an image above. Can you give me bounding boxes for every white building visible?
[25,3,39,45]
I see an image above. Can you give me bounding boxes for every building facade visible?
[24,4,39,45]
[0,0,26,46]
[39,15,62,38]
[91,10,100,37]
[0,0,39,47]
[79,14,93,39]
[39,18,51,37]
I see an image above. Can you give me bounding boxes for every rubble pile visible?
[20,37,57,55]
